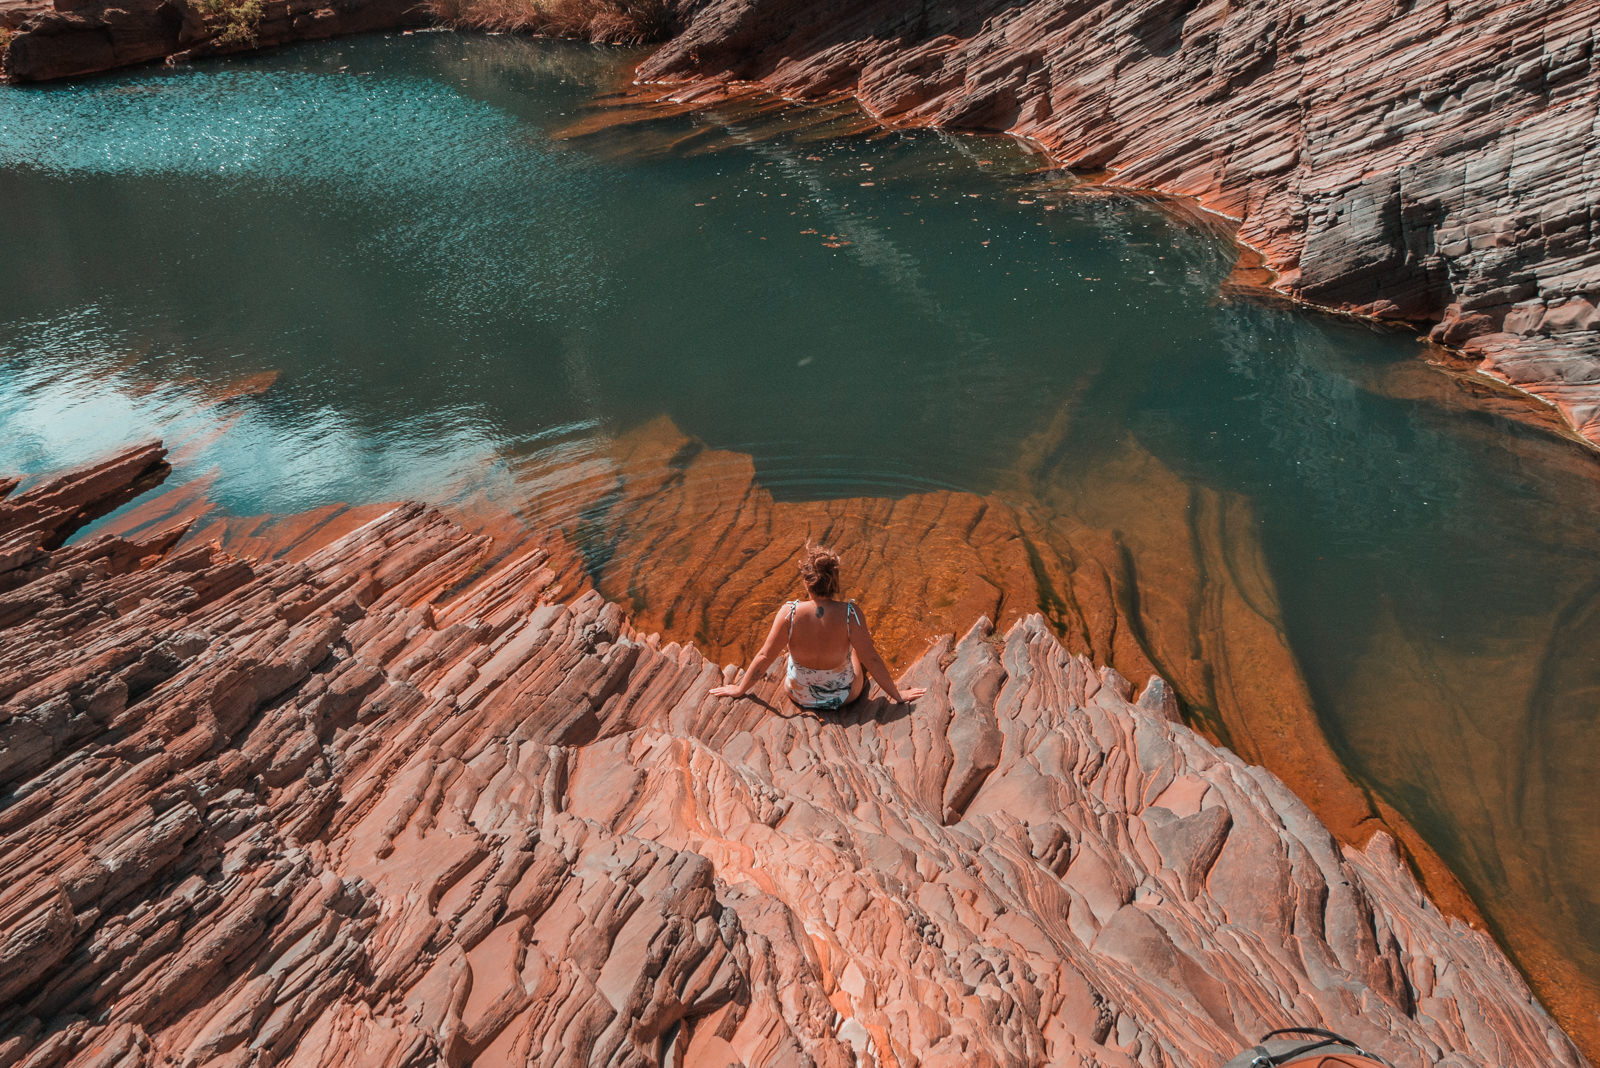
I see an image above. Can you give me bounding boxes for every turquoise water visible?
[3,34,1598,1009]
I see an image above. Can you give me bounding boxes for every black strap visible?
[1251,1028,1391,1067]
[1261,1028,1355,1043]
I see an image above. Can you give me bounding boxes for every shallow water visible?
[3,33,1598,1027]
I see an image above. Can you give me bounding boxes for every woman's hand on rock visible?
[709,684,743,698]
[896,687,927,703]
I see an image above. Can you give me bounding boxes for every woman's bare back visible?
[707,543,925,706]
[786,599,853,670]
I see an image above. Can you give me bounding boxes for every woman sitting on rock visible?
[710,544,926,710]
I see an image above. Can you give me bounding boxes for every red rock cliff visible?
[0,0,427,82]
[637,0,1600,443]
[0,447,1583,1067]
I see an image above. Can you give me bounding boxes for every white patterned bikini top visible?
[784,599,860,710]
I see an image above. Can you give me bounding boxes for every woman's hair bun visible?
[799,543,842,598]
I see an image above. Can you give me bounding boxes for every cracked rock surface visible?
[0,446,1584,1067]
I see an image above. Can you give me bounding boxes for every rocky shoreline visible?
[634,0,1600,445]
[0,444,1587,1066]
[0,0,427,82]
[4,0,1597,446]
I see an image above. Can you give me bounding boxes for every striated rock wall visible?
[0,0,427,82]
[636,0,1600,443]
[0,445,1584,1067]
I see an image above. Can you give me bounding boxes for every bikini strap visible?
[787,600,798,641]
[846,600,860,635]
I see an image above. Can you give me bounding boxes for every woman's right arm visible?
[710,606,790,698]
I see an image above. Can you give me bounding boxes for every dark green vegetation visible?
[192,0,265,46]
[428,0,671,43]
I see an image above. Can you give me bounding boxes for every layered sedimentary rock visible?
[1,445,1584,1067]
[82,414,1480,917]
[634,0,1600,442]
[484,417,1473,918]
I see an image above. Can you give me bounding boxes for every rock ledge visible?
[0,445,1584,1067]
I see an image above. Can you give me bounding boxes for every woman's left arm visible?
[710,607,790,697]
[848,607,926,704]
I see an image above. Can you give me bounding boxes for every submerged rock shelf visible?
[0,445,1582,1067]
